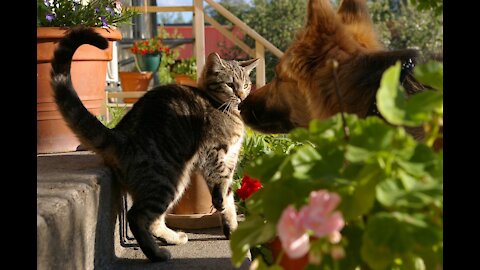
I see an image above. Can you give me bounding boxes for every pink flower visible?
[299,190,345,241]
[277,205,310,259]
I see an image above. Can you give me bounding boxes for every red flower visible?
[237,175,262,200]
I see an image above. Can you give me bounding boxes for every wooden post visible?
[193,0,205,80]
[255,41,266,88]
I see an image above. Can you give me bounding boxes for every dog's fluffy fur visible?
[240,0,425,134]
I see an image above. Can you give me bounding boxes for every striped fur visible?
[50,26,258,262]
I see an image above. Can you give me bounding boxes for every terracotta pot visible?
[37,27,122,154]
[269,237,309,270]
[174,74,197,87]
[118,71,153,103]
[165,171,222,229]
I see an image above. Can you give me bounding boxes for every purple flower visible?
[95,7,100,14]
[105,7,115,16]
[100,16,108,28]
[46,13,55,22]
[43,0,50,7]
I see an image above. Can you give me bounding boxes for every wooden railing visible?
[131,0,284,88]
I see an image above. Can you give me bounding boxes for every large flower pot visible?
[37,27,122,154]
[118,71,153,103]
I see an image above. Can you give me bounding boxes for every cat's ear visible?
[205,52,225,71]
[238,58,259,74]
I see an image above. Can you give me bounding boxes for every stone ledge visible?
[37,151,250,270]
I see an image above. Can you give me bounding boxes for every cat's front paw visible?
[221,216,238,239]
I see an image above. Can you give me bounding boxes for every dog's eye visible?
[226,82,235,89]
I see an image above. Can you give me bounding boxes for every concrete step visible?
[37,151,250,270]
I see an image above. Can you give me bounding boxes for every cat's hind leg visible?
[127,192,188,262]
[127,203,172,262]
[150,214,188,245]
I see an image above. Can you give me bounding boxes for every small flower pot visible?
[135,53,161,73]
[174,74,197,87]
[118,71,153,103]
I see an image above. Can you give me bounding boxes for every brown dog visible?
[240,0,424,134]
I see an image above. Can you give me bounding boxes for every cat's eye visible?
[226,82,235,89]
[243,84,249,89]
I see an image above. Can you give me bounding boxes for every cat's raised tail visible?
[50,26,119,153]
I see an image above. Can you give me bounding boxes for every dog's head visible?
[240,0,420,134]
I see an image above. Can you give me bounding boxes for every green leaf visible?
[376,177,443,209]
[262,180,311,222]
[292,144,344,181]
[346,116,396,162]
[291,145,322,179]
[245,154,289,183]
[404,91,443,122]
[230,215,276,267]
[376,62,443,127]
[339,224,365,270]
[376,62,412,126]
[339,164,384,220]
[413,61,443,92]
[361,212,441,269]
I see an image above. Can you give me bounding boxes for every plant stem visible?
[331,59,350,141]
[275,249,284,266]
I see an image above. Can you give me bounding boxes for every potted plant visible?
[118,37,176,103]
[230,62,443,270]
[171,57,197,87]
[37,0,137,153]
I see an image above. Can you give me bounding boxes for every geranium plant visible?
[130,37,171,56]
[37,0,137,28]
[231,61,443,270]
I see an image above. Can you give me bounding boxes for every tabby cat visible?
[50,27,258,262]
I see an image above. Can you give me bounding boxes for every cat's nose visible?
[238,91,246,100]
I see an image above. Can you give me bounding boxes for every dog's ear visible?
[354,49,418,73]
[337,0,371,24]
[306,0,339,34]
[341,49,419,100]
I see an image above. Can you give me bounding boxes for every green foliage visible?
[208,0,307,81]
[171,57,197,80]
[156,28,182,84]
[377,61,443,146]
[368,0,443,59]
[37,0,137,28]
[230,63,443,269]
[98,106,127,128]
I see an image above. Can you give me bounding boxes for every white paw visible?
[175,231,188,245]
